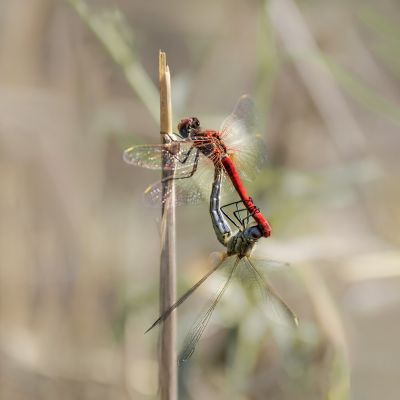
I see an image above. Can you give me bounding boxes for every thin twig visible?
[158,51,177,400]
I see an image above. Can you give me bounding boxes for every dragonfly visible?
[145,169,298,364]
[124,95,271,237]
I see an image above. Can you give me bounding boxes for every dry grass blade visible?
[68,0,159,121]
[158,51,177,400]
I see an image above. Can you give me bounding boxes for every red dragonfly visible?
[124,95,271,237]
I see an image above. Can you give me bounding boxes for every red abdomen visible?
[221,156,271,237]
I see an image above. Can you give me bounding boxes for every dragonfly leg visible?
[157,148,200,189]
[169,148,200,181]
[173,145,194,164]
[233,207,251,229]
[220,199,245,209]
[221,205,242,230]
[221,200,251,230]
[165,133,176,142]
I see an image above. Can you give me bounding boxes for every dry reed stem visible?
[158,51,177,400]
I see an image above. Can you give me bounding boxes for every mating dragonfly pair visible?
[124,95,297,364]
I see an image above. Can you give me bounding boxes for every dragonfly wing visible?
[228,133,267,181]
[190,157,237,203]
[143,154,215,207]
[219,95,267,181]
[178,256,240,364]
[123,142,196,171]
[144,178,202,207]
[220,95,256,138]
[243,258,298,327]
[145,258,228,333]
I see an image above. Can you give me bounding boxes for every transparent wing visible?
[145,257,229,334]
[243,257,298,327]
[220,94,257,139]
[178,256,240,364]
[123,141,196,171]
[142,155,236,208]
[144,177,204,207]
[226,133,267,182]
[219,95,267,181]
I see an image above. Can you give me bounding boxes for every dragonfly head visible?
[177,117,200,138]
[244,226,263,240]
[227,225,263,257]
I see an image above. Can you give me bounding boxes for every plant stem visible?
[158,50,177,400]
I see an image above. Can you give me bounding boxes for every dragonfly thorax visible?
[194,131,228,161]
[178,117,228,159]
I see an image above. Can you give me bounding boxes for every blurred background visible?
[1,0,399,399]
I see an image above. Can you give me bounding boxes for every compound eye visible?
[191,117,200,128]
[178,119,190,138]
[181,127,188,138]
[247,226,262,240]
